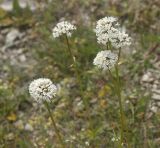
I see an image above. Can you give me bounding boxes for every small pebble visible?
[5,133,14,140]
[24,123,33,132]
[141,72,154,82]
[14,120,24,130]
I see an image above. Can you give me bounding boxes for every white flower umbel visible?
[95,17,118,35]
[52,21,76,38]
[95,16,119,45]
[29,78,57,103]
[29,79,64,146]
[93,50,118,70]
[111,136,120,142]
[95,16,131,48]
[111,29,131,48]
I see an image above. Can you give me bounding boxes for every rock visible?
[5,29,21,47]
[0,34,4,44]
[152,94,160,101]
[90,98,97,104]
[154,80,160,85]
[152,89,160,94]
[19,54,26,62]
[24,123,33,132]
[5,133,14,140]
[18,111,25,118]
[1,28,9,35]
[152,84,158,89]
[0,0,37,11]
[141,72,154,83]
[56,102,66,109]
[150,106,158,113]
[154,138,160,145]
[154,61,160,69]
[73,97,84,113]
[157,102,160,107]
[14,120,24,130]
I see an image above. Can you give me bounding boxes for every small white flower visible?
[93,50,118,70]
[111,136,120,142]
[111,137,116,142]
[65,139,70,143]
[52,21,76,38]
[85,141,90,146]
[29,78,57,103]
[71,135,76,140]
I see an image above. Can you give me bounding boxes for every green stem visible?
[107,41,112,51]
[118,48,121,61]
[106,46,124,147]
[65,35,76,63]
[65,35,89,119]
[44,101,65,148]
[116,48,125,146]
[115,48,131,148]
[115,65,125,145]
[108,67,123,148]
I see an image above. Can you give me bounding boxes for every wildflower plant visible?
[52,20,77,62]
[28,16,132,147]
[93,16,131,147]
[52,20,88,114]
[29,78,65,147]
[52,21,76,38]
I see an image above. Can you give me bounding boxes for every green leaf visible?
[12,0,22,16]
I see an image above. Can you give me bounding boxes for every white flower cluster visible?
[111,29,131,48]
[111,136,120,142]
[93,50,118,70]
[52,21,76,38]
[95,16,131,48]
[29,78,57,103]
